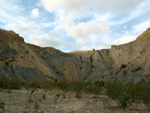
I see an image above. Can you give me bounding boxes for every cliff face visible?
[0,28,150,82]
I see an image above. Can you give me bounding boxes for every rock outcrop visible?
[64,60,80,81]
[0,28,150,82]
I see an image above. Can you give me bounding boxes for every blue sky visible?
[0,0,150,52]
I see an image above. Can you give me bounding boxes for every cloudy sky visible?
[0,0,150,52]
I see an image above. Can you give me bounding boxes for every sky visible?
[0,0,150,52]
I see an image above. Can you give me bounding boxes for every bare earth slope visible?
[0,28,150,82]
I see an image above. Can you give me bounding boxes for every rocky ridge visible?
[0,28,150,82]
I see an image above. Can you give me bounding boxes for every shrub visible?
[94,81,104,87]
[70,81,86,93]
[56,81,70,91]
[0,77,22,90]
[8,77,22,89]
[142,87,150,105]
[0,99,5,112]
[127,82,148,102]
[120,64,127,69]
[34,102,39,112]
[41,80,57,90]
[85,82,101,95]
[28,80,43,89]
[42,93,46,100]
[105,80,124,98]
[118,94,131,109]
[92,48,95,52]
[140,83,150,105]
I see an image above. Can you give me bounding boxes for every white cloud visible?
[4,23,39,35]
[0,0,25,23]
[40,0,142,15]
[0,0,149,52]
[95,41,111,50]
[28,30,64,48]
[109,0,150,25]
[132,20,150,35]
[31,8,39,18]
[39,0,145,48]
[114,35,137,45]
[40,0,87,14]
[62,20,109,45]
[0,0,21,10]
[91,0,142,14]
[39,0,144,30]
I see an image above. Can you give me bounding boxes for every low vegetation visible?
[105,80,150,109]
[120,64,127,69]
[0,99,5,113]
[0,77,150,109]
[68,48,96,55]
[0,77,22,90]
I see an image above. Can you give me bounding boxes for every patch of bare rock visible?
[1,28,150,82]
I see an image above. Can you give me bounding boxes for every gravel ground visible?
[0,89,149,113]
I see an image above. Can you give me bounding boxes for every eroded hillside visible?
[0,28,150,82]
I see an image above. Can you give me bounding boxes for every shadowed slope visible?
[0,28,150,82]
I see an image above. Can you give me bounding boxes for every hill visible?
[0,28,150,82]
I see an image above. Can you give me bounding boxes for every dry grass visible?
[137,27,150,39]
[67,50,95,55]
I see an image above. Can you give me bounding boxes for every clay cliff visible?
[0,28,150,82]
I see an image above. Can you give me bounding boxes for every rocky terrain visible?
[0,28,150,82]
[0,89,149,113]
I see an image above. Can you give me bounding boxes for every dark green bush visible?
[94,81,105,87]
[70,81,86,93]
[85,82,101,95]
[56,81,70,91]
[127,82,145,102]
[120,64,127,69]
[142,87,150,105]
[105,80,124,98]
[127,82,150,104]
[86,85,101,95]
[118,94,131,109]
[0,99,5,112]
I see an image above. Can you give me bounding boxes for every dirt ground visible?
[0,89,149,113]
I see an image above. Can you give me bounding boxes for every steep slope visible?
[0,28,150,82]
[0,29,81,81]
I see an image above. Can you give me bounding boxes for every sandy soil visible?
[0,89,149,113]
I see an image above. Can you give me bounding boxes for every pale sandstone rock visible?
[64,60,80,81]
